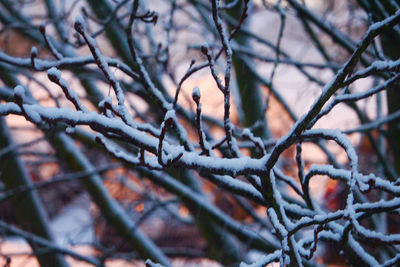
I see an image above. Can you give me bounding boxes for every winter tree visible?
[0,0,399,266]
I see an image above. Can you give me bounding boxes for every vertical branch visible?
[192,87,212,156]
[30,46,38,70]
[126,0,171,112]
[39,24,63,60]
[296,142,313,209]
[269,1,286,82]
[211,0,234,153]
[225,0,271,140]
[47,67,88,112]
[74,17,125,106]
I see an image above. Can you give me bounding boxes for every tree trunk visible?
[0,118,69,267]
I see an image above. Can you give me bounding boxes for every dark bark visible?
[0,118,69,267]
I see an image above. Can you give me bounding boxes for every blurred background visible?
[0,0,399,266]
